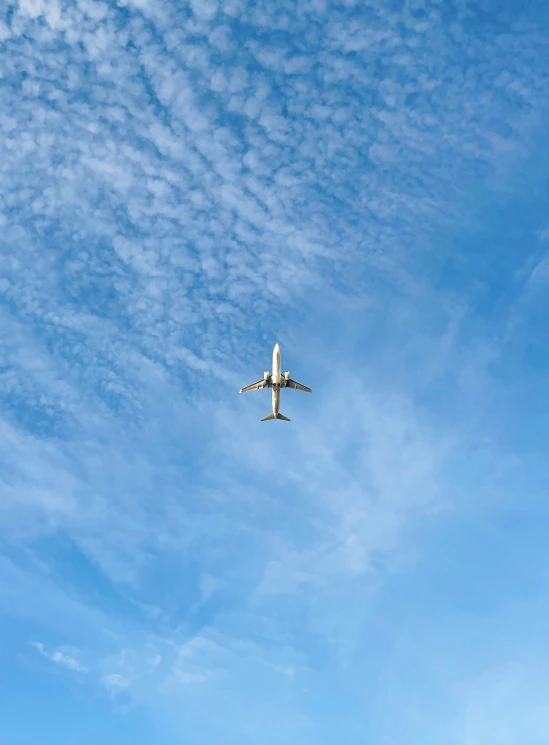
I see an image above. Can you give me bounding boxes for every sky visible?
[1,0,549,743]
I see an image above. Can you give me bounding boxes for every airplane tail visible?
[261,412,291,422]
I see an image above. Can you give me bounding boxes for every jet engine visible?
[284,371,290,381]
[264,371,270,381]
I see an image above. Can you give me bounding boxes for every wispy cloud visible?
[32,641,87,673]
[102,673,130,690]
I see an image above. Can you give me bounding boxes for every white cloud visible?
[32,642,87,673]
[102,673,130,690]
[463,663,549,745]
[18,0,46,20]
[527,256,549,284]
[537,227,549,243]
[189,0,218,21]
[0,21,10,41]
[18,0,62,28]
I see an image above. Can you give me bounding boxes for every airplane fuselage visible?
[268,343,293,416]
[271,343,282,417]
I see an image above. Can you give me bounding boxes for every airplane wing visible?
[239,379,269,393]
[285,378,312,392]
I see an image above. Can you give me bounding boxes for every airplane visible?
[239,343,311,421]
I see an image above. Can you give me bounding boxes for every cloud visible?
[102,673,130,690]
[2,0,547,392]
[1,0,549,742]
[538,227,549,242]
[463,663,549,745]
[32,641,87,673]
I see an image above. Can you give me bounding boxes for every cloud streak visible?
[32,641,87,673]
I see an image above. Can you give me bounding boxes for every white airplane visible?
[239,343,311,421]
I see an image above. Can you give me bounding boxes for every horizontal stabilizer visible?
[261,412,291,422]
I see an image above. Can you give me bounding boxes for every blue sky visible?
[1,0,549,743]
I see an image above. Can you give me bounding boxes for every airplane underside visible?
[239,343,311,421]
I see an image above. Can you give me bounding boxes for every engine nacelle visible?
[284,371,290,380]
[264,371,270,381]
